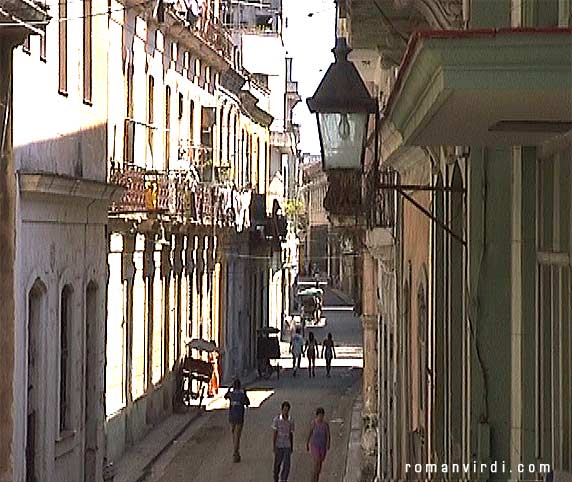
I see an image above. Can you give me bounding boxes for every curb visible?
[135,409,203,482]
[344,396,364,482]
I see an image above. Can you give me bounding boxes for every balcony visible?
[177,142,217,182]
[365,168,397,230]
[163,8,237,70]
[384,29,572,147]
[249,193,288,247]
[0,0,49,37]
[108,164,240,227]
[196,18,236,65]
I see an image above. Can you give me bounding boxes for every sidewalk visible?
[113,371,258,482]
[344,396,365,482]
[113,409,202,482]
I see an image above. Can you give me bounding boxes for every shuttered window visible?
[83,0,92,103]
[58,0,67,94]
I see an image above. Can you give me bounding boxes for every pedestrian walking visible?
[305,331,319,378]
[321,333,336,377]
[306,407,330,482]
[272,401,295,482]
[224,378,250,463]
[290,327,304,377]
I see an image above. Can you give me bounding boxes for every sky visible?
[282,0,336,156]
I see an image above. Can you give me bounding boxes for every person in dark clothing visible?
[224,378,250,462]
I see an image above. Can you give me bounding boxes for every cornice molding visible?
[18,172,125,203]
[413,0,463,29]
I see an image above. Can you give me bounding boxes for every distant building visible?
[300,154,358,299]
[226,0,301,330]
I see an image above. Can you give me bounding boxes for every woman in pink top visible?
[306,407,330,482]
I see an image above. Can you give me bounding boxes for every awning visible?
[384,28,572,147]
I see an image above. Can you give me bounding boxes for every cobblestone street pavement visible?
[147,308,362,482]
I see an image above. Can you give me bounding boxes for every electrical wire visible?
[0,0,153,25]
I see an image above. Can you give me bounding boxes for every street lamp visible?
[306,37,377,171]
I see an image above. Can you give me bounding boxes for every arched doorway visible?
[84,281,99,482]
[27,279,46,482]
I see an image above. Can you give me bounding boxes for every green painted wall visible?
[469,147,513,476]
[518,147,538,468]
[470,0,511,28]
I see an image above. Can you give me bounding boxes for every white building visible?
[3,0,122,480]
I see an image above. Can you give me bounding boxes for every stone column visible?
[121,234,136,405]
[205,235,216,341]
[160,235,172,377]
[196,234,205,339]
[185,234,196,340]
[143,234,155,391]
[225,242,237,381]
[361,249,378,456]
[172,234,184,362]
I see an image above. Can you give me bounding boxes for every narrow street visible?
[147,307,363,482]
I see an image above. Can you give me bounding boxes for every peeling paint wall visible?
[8,0,110,479]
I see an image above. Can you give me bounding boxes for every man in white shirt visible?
[290,328,304,377]
[272,401,294,482]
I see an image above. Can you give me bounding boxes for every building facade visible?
[2,0,121,480]
[104,0,286,464]
[334,0,572,480]
[1,0,288,480]
[225,0,301,333]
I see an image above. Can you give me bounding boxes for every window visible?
[27,280,46,482]
[23,35,31,54]
[178,93,183,120]
[59,286,73,433]
[255,137,260,188]
[83,0,92,103]
[242,130,247,184]
[165,86,171,169]
[226,110,232,163]
[417,276,428,419]
[124,63,134,163]
[148,75,154,155]
[189,100,194,147]
[40,31,46,61]
[234,115,239,175]
[58,0,68,94]
[218,107,224,164]
[403,280,412,430]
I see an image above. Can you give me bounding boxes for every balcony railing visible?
[249,193,288,247]
[196,19,236,64]
[366,167,397,229]
[177,142,212,166]
[108,164,242,227]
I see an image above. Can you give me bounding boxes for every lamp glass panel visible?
[318,112,367,169]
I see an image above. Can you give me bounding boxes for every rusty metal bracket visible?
[395,187,466,246]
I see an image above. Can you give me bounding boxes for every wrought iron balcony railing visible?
[196,19,236,64]
[249,193,288,246]
[177,142,212,166]
[108,164,242,228]
[365,167,397,229]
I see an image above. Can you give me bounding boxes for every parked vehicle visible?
[256,327,281,379]
[297,287,323,333]
[175,339,217,409]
